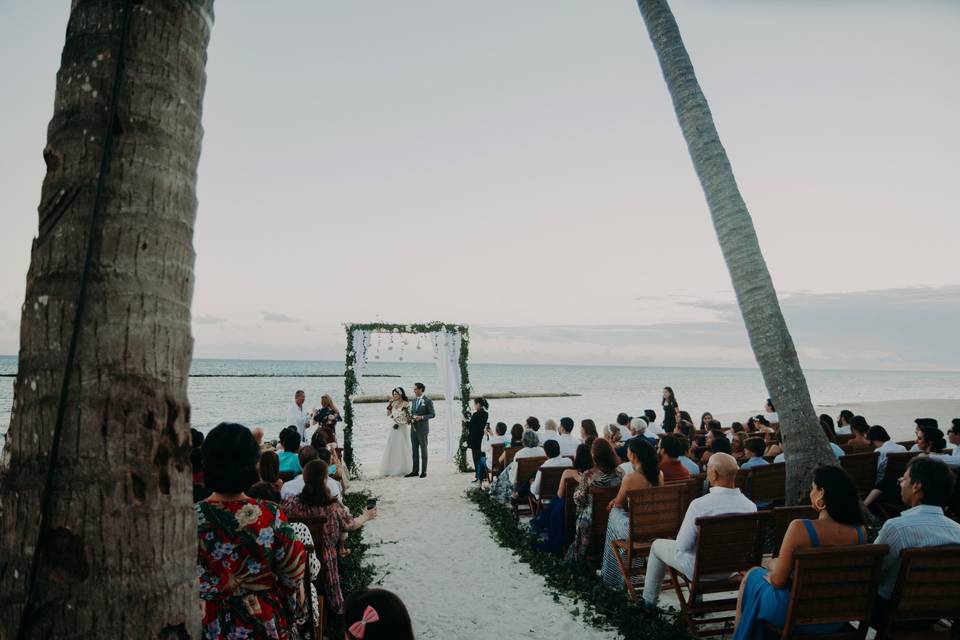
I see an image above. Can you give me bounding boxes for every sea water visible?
[2,356,958,467]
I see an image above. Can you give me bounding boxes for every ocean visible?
[2,356,959,467]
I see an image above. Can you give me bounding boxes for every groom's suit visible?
[410,395,435,475]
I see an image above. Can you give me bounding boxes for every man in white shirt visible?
[641,453,757,607]
[863,425,909,508]
[540,419,560,445]
[556,417,580,456]
[287,389,309,441]
[835,409,854,436]
[615,412,632,441]
[530,440,573,499]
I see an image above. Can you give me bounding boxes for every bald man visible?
[641,452,756,607]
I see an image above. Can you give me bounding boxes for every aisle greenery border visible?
[325,490,378,638]
[467,489,692,640]
[343,322,472,473]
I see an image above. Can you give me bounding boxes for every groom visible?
[406,382,434,478]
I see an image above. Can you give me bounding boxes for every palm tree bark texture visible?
[0,1,214,637]
[635,0,836,503]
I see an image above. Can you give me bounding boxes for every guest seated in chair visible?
[659,433,692,482]
[528,439,573,501]
[601,437,663,587]
[556,417,581,456]
[530,440,595,554]
[489,429,543,504]
[733,465,867,639]
[564,438,624,566]
[641,453,756,608]
[278,426,303,476]
[740,437,769,470]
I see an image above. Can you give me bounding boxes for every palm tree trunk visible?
[0,1,214,636]
[634,0,836,502]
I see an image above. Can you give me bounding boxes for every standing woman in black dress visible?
[661,386,678,433]
[467,397,489,483]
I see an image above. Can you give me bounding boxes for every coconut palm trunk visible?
[0,1,214,637]
[634,0,836,502]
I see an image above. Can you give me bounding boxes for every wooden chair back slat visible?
[781,545,887,635]
[536,467,567,501]
[895,440,916,450]
[836,433,853,445]
[503,446,522,469]
[734,469,749,492]
[563,477,579,548]
[886,545,960,626]
[514,456,547,490]
[750,462,786,506]
[587,485,620,570]
[626,483,690,542]
[771,506,819,558]
[839,451,879,496]
[691,512,768,578]
[491,443,506,473]
[883,451,920,482]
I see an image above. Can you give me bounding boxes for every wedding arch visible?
[342,322,473,472]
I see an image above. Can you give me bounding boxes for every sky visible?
[0,1,958,370]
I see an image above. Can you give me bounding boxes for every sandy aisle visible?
[357,464,621,640]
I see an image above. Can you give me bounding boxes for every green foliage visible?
[466,489,692,640]
[325,490,378,638]
[342,322,474,474]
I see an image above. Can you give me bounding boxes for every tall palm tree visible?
[634,0,836,502]
[0,1,214,636]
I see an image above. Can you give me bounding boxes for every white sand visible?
[357,464,622,639]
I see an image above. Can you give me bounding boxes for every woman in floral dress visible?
[564,438,624,566]
[283,459,378,615]
[197,422,307,639]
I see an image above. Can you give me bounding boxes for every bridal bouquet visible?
[389,403,412,429]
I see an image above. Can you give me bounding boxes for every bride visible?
[380,387,413,477]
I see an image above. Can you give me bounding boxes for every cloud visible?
[262,312,299,323]
[471,286,960,370]
[194,314,227,325]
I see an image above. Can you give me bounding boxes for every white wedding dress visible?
[380,401,413,477]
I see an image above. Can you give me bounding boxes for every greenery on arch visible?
[342,322,473,473]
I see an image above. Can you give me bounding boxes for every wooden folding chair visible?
[490,443,506,477]
[562,477,579,549]
[895,440,916,450]
[771,506,818,557]
[765,544,888,639]
[840,452,880,497]
[502,446,521,469]
[750,462,786,508]
[837,433,854,445]
[288,515,327,639]
[611,483,690,599]
[669,511,771,637]
[532,467,567,515]
[874,545,960,639]
[586,485,620,571]
[511,456,547,516]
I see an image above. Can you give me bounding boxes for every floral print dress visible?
[197,498,306,639]
[282,496,357,615]
[564,468,623,566]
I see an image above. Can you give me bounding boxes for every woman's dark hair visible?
[628,437,660,486]
[299,460,335,507]
[391,387,409,401]
[543,439,561,458]
[950,418,960,435]
[193,484,212,503]
[676,421,695,439]
[247,481,281,503]
[413,382,425,392]
[644,409,656,423]
[525,416,541,432]
[918,426,947,453]
[820,417,838,444]
[573,443,594,472]
[679,410,693,424]
[279,426,301,454]
[258,451,281,484]
[591,438,619,474]
[812,465,864,526]
[906,456,955,507]
[731,421,745,434]
[838,409,854,425]
[344,588,415,640]
[744,437,766,457]
[866,425,891,442]
[755,415,770,427]
[746,416,757,432]
[559,416,575,433]
[662,386,677,404]
[510,423,524,445]
[699,412,713,431]
[495,421,508,436]
[191,427,205,449]
[191,447,204,473]
[707,420,722,432]
[201,422,260,494]
[766,398,776,412]
[580,419,599,439]
[850,415,869,436]
[310,426,335,450]
[709,435,732,455]
[474,397,489,410]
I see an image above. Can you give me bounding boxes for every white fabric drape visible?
[431,331,462,460]
[351,329,372,392]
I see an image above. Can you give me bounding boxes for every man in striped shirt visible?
[874,456,960,604]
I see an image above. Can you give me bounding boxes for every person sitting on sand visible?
[565,439,624,566]
[601,437,663,587]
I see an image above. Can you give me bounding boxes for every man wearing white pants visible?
[642,453,756,607]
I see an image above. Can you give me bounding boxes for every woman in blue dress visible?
[733,465,867,639]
